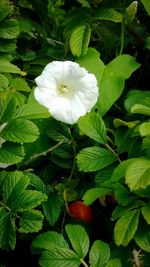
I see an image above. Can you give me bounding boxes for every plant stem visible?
[105,143,121,163]
[0,201,11,212]
[68,140,77,180]
[80,258,89,267]
[119,20,125,55]
[19,140,64,169]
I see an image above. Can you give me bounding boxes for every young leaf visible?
[89,240,110,267]
[43,192,64,226]
[94,8,123,22]
[124,90,150,114]
[125,158,150,191]
[1,119,40,143]
[19,210,44,233]
[70,24,91,57]
[78,113,107,144]
[114,209,140,246]
[106,259,122,267]
[65,224,89,258]
[0,208,16,250]
[98,55,140,116]
[9,190,47,212]
[83,188,112,205]
[31,231,69,253]
[10,78,31,92]
[77,146,117,172]
[139,122,150,137]
[141,204,150,224]
[39,247,80,267]
[0,60,21,74]
[0,142,25,164]
[46,117,72,142]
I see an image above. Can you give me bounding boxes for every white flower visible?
[34,61,99,124]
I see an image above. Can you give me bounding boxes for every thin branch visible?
[105,143,121,163]
[80,258,89,267]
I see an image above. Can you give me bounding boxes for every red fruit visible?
[68,201,93,224]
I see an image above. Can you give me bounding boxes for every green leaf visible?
[2,171,29,203]
[141,204,150,224]
[78,113,107,144]
[10,78,31,92]
[0,74,9,88]
[140,0,150,16]
[111,158,139,182]
[13,103,50,120]
[112,201,144,221]
[65,224,89,258]
[26,172,47,193]
[89,240,110,267]
[124,1,138,24]
[0,2,13,21]
[1,119,40,143]
[98,55,140,116]
[19,209,44,233]
[125,158,150,191]
[0,208,16,250]
[139,122,150,136]
[0,142,25,164]
[39,247,80,267]
[0,19,20,39]
[114,184,132,206]
[134,227,150,252]
[83,188,112,205]
[106,259,122,267]
[31,231,69,253]
[0,95,17,122]
[114,209,140,246]
[76,48,105,86]
[124,90,150,114]
[43,192,64,226]
[0,39,17,52]
[94,8,123,22]
[77,146,117,172]
[70,24,91,57]
[46,117,72,142]
[10,190,47,212]
[0,60,21,74]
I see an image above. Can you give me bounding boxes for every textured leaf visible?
[0,60,21,73]
[2,171,29,203]
[43,192,64,226]
[77,146,117,172]
[46,117,72,142]
[98,55,140,116]
[114,209,140,246]
[39,247,80,267]
[131,104,150,115]
[141,204,150,224]
[111,159,136,182]
[10,78,31,92]
[89,240,110,267]
[0,74,9,88]
[1,119,40,143]
[0,95,17,122]
[83,188,112,205]
[0,39,17,52]
[10,190,47,212]
[0,2,13,21]
[139,122,150,136]
[124,90,150,114]
[114,184,131,206]
[94,8,123,22]
[65,224,89,258]
[0,208,16,250]
[19,210,44,233]
[78,113,107,144]
[31,231,69,253]
[70,24,91,57]
[26,172,47,193]
[0,142,25,164]
[13,103,50,119]
[0,19,20,39]
[140,0,150,16]
[125,158,150,191]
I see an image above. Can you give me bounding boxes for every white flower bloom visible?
[34,61,99,124]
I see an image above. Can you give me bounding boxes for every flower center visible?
[59,84,69,94]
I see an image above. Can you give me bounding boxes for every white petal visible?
[34,86,57,109]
